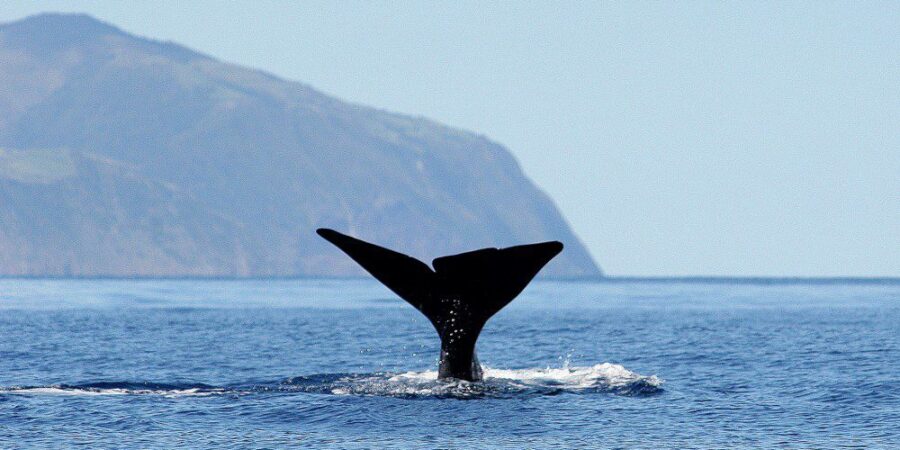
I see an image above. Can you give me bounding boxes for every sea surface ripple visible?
[1,278,898,448]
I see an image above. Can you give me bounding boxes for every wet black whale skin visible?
[317,228,562,381]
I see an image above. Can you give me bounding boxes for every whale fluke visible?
[316,228,563,381]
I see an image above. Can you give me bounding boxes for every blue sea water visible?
[0,278,898,449]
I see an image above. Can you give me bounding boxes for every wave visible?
[1,364,662,399]
[279,363,662,398]
[0,381,225,397]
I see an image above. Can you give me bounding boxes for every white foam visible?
[387,363,660,389]
[1,387,116,396]
[1,386,222,397]
[329,363,663,397]
[485,363,663,389]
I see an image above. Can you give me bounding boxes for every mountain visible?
[0,13,601,278]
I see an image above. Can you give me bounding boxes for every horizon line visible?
[0,275,897,285]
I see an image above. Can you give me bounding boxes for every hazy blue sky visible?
[2,1,897,276]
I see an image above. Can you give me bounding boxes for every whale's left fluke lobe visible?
[316,228,563,381]
[316,228,435,311]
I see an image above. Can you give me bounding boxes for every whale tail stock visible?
[316,228,563,381]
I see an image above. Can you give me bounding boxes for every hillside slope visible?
[0,13,601,277]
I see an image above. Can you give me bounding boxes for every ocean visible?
[1,278,898,448]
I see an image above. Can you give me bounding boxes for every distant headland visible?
[0,13,600,278]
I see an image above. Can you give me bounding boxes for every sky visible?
[1,1,897,277]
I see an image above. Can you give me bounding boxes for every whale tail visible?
[316,228,563,381]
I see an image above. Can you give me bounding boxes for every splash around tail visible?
[0,363,663,399]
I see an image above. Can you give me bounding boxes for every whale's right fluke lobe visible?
[431,241,564,321]
[316,228,563,381]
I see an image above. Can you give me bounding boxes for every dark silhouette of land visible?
[318,228,562,381]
